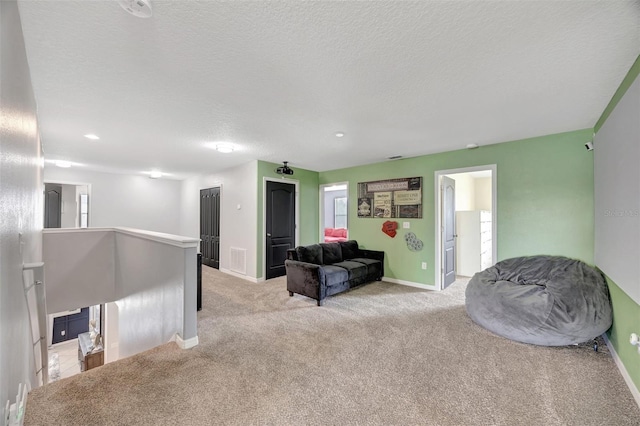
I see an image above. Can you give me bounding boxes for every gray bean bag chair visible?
[465,255,612,346]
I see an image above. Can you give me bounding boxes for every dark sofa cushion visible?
[323,265,349,286]
[333,261,368,280]
[351,258,382,279]
[296,244,323,265]
[340,240,359,260]
[320,243,343,265]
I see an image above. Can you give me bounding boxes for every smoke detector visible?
[117,0,153,18]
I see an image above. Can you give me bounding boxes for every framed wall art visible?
[357,176,422,218]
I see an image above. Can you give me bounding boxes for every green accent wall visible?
[320,128,594,286]
[256,161,319,277]
[606,276,640,391]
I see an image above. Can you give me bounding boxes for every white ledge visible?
[43,227,200,249]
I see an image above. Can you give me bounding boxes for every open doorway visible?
[43,181,90,229]
[319,182,349,243]
[435,165,497,290]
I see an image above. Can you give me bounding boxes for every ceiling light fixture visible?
[84,134,100,140]
[149,171,162,179]
[55,160,72,168]
[215,143,235,153]
[466,143,479,149]
[117,0,153,18]
[335,132,345,138]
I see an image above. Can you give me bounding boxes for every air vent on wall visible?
[230,247,247,275]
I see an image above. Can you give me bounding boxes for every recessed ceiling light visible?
[84,134,100,140]
[149,171,162,179]
[335,132,345,138]
[55,160,72,168]
[215,143,235,153]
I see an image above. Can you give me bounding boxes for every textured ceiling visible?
[17,0,640,179]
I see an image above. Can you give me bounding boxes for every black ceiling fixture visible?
[275,161,294,175]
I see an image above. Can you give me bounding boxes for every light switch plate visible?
[403,222,410,229]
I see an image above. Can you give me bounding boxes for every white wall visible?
[323,189,347,229]
[180,161,258,279]
[60,183,77,228]
[594,76,640,304]
[446,174,493,212]
[0,0,43,407]
[447,173,475,211]
[45,167,181,234]
[474,177,492,211]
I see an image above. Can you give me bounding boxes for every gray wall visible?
[0,0,43,410]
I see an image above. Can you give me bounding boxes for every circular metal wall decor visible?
[404,232,424,251]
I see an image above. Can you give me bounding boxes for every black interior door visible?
[51,307,89,345]
[200,187,220,268]
[44,183,62,228]
[266,180,295,279]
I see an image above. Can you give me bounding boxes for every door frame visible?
[262,177,299,281]
[318,181,349,242]
[434,164,497,291]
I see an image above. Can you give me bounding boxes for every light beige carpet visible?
[26,267,640,425]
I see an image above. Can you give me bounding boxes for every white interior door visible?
[442,176,456,288]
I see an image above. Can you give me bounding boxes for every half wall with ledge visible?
[43,227,199,363]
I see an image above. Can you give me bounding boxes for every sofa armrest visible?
[285,259,326,301]
[358,249,385,277]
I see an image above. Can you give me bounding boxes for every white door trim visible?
[262,177,300,280]
[434,164,497,291]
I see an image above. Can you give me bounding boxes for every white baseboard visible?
[220,268,261,283]
[383,276,437,291]
[175,334,199,350]
[603,333,640,408]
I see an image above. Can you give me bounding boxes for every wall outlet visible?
[403,222,410,229]
[421,262,427,270]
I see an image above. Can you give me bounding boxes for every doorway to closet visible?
[200,187,220,269]
[435,165,497,290]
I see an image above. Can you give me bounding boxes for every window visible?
[334,197,347,228]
